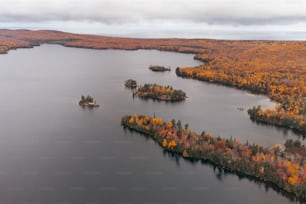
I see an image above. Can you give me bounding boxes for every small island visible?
[79,95,100,108]
[121,114,306,201]
[133,84,186,101]
[149,65,171,72]
[124,79,137,89]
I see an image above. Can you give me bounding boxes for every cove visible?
[0,44,303,203]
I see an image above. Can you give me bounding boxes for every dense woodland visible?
[1,29,306,201]
[176,58,306,135]
[134,84,186,101]
[1,29,305,133]
[122,114,306,201]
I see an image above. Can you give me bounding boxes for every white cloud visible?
[1,0,306,25]
[0,0,306,39]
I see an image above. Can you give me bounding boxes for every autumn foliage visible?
[122,114,306,200]
[134,84,186,101]
[176,46,306,135]
[1,29,306,134]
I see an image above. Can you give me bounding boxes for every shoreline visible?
[0,29,304,135]
[133,84,187,102]
[121,114,306,202]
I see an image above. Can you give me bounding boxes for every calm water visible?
[0,44,304,204]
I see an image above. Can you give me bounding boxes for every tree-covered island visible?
[124,79,137,89]
[133,84,186,101]
[79,95,99,108]
[149,65,171,72]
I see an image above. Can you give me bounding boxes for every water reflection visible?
[250,118,305,139]
[125,127,304,203]
[163,147,305,204]
[0,44,303,203]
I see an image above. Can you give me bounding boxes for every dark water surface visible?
[0,44,303,204]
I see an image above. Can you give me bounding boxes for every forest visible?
[176,54,306,135]
[133,84,186,101]
[0,29,305,133]
[122,114,306,201]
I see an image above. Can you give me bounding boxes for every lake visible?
[0,44,303,203]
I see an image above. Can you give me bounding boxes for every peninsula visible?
[121,114,306,201]
[0,29,305,134]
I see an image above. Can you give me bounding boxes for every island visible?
[79,95,100,108]
[0,29,305,134]
[149,65,171,72]
[133,84,186,101]
[121,114,306,201]
[124,79,137,89]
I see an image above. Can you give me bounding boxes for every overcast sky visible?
[1,0,306,39]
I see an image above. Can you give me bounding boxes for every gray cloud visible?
[1,0,306,39]
[0,0,306,25]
